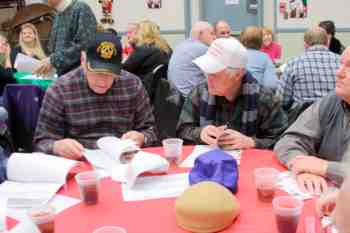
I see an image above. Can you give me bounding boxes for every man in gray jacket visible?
[274,47,350,194]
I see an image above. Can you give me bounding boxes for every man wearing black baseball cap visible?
[34,32,158,160]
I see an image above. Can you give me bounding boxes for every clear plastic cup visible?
[75,171,100,205]
[273,196,304,233]
[93,226,127,233]
[28,204,55,233]
[254,168,279,202]
[162,138,183,164]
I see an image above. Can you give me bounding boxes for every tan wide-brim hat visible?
[175,181,240,233]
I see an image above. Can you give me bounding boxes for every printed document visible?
[121,173,189,201]
[0,153,77,209]
[180,145,241,168]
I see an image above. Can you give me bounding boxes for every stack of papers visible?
[0,153,78,209]
[14,53,57,79]
[276,171,313,200]
[179,145,241,168]
[6,194,81,222]
[83,136,169,187]
[121,173,189,201]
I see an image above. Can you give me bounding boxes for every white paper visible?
[25,0,45,4]
[125,151,169,188]
[14,53,41,74]
[7,194,81,222]
[0,182,62,209]
[121,173,189,201]
[1,153,77,209]
[179,145,241,168]
[83,149,133,182]
[97,136,139,163]
[7,153,77,184]
[225,0,239,5]
[84,148,169,186]
[14,53,57,79]
[48,195,81,214]
[8,218,40,233]
[0,197,7,231]
[83,149,117,171]
[276,171,313,200]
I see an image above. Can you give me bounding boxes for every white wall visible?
[83,0,189,49]
[263,0,350,62]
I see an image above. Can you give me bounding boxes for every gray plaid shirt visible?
[276,45,340,111]
[49,0,97,76]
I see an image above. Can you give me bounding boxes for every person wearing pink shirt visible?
[261,27,282,64]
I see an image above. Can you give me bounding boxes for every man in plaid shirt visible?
[35,0,97,76]
[177,38,288,149]
[276,27,341,112]
[34,33,158,160]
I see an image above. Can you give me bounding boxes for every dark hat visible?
[86,32,122,75]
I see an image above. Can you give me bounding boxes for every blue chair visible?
[3,84,45,152]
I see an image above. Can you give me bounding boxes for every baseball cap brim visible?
[87,59,121,75]
[193,53,226,74]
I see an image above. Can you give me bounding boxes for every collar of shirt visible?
[305,45,329,53]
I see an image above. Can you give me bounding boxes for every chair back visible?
[143,64,168,104]
[153,79,184,140]
[3,84,45,152]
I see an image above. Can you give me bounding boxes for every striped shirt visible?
[276,45,340,111]
[34,67,158,154]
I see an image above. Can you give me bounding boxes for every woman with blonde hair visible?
[10,23,47,66]
[123,20,172,80]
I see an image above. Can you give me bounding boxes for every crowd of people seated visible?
[0,0,349,225]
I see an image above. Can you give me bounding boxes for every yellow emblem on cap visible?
[97,41,117,59]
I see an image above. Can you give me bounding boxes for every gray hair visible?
[191,21,213,40]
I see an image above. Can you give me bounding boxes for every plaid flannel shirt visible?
[34,68,158,154]
[177,74,288,149]
[48,0,97,75]
[276,45,340,111]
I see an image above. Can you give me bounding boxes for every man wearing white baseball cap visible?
[177,38,287,149]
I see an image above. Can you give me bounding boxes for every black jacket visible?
[122,44,171,80]
[0,67,16,95]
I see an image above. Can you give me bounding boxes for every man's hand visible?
[296,173,328,195]
[34,57,54,76]
[316,190,339,217]
[217,129,255,149]
[200,125,223,145]
[288,155,328,176]
[121,131,145,147]
[53,139,84,160]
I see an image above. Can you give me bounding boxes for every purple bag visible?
[189,149,239,193]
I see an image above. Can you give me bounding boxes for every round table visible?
[8,147,323,233]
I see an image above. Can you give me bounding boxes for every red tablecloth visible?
[9,147,323,233]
